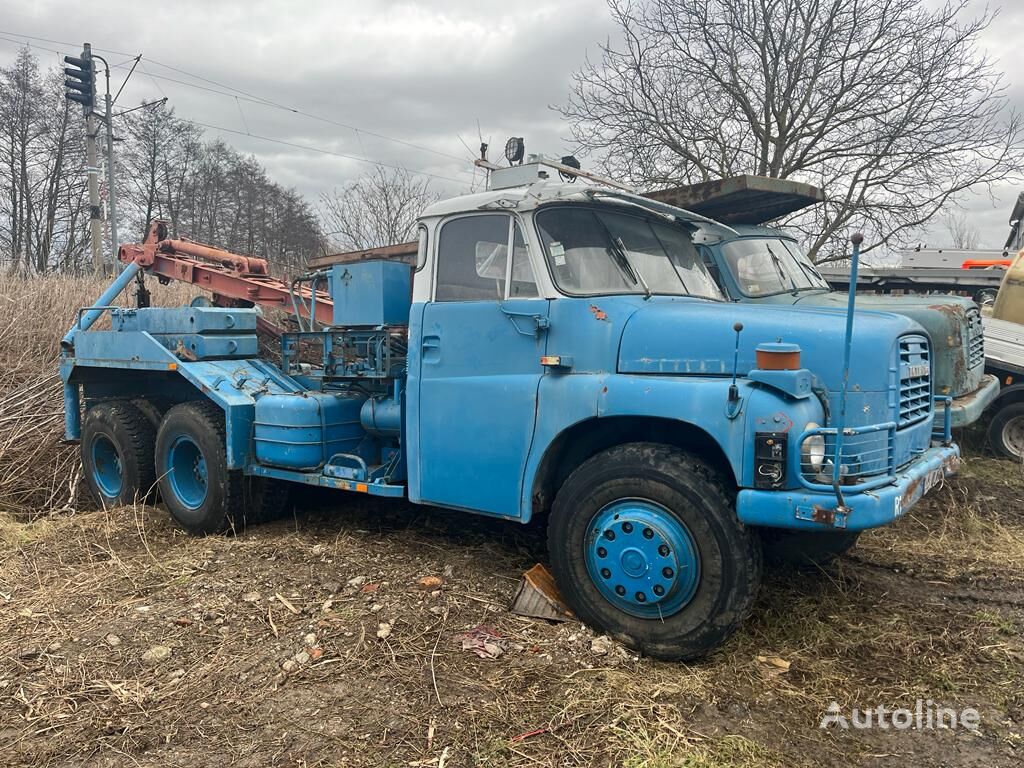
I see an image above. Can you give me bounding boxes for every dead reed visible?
[0,271,193,515]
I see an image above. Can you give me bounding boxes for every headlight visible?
[802,422,826,472]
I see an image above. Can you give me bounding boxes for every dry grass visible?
[2,473,1021,767]
[862,456,1024,577]
[1,275,1023,766]
[0,272,194,515]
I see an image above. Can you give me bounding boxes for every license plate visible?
[921,466,944,495]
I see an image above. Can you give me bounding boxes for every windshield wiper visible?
[793,257,827,288]
[594,215,652,299]
[764,243,798,293]
[616,236,653,299]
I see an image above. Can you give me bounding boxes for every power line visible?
[112,54,141,104]
[0,27,475,168]
[177,117,472,186]
[137,60,167,99]
[0,29,135,57]
[0,33,475,186]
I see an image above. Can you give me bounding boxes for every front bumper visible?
[736,444,961,532]
[938,374,999,428]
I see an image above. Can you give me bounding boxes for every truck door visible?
[416,213,547,517]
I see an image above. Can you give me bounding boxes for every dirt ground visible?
[2,449,1023,767]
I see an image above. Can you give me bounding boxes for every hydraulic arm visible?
[117,220,334,327]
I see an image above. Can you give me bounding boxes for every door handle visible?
[500,307,550,337]
[421,334,441,363]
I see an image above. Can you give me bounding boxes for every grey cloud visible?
[1,0,1020,250]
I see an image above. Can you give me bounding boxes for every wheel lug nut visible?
[658,544,670,556]
[642,528,654,539]
[622,522,633,533]
[635,592,646,602]
[663,567,674,578]
[600,568,611,579]
[615,585,626,596]
[597,547,607,558]
[653,585,665,596]
[604,530,616,541]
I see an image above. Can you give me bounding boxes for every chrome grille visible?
[898,334,931,427]
[966,308,985,369]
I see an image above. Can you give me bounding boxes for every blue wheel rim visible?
[91,434,123,498]
[585,498,701,619]
[167,435,208,509]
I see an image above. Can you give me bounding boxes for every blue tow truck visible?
[60,157,959,660]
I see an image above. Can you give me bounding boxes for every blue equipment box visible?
[111,306,258,333]
[330,260,411,327]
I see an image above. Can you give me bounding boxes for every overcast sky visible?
[0,0,1021,252]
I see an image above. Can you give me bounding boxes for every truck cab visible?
[60,164,960,661]
[649,177,1000,428]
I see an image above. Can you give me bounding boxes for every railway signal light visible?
[63,45,96,114]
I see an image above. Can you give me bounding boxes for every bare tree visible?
[0,46,334,277]
[561,0,1023,261]
[944,210,980,249]
[118,100,194,240]
[320,166,438,252]
[0,47,89,273]
[118,111,322,276]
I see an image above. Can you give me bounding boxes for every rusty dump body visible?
[646,175,825,225]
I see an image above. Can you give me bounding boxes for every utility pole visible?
[63,43,104,273]
[84,111,104,273]
[91,53,120,264]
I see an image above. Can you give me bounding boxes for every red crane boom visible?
[118,220,334,327]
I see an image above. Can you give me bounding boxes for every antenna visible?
[831,232,864,512]
[728,322,743,412]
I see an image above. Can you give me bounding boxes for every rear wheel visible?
[246,475,291,523]
[155,401,289,535]
[156,403,228,533]
[759,528,860,567]
[548,443,762,661]
[131,396,173,432]
[81,401,157,507]
[988,402,1024,461]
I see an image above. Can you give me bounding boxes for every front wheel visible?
[548,443,762,661]
[988,402,1024,461]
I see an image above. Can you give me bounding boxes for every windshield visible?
[719,237,829,297]
[535,206,723,300]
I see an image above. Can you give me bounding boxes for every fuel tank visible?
[254,392,367,470]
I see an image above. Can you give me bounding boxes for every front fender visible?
[520,373,826,520]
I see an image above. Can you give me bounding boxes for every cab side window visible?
[436,215,510,302]
[435,215,540,301]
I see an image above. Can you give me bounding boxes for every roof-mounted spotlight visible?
[559,155,581,182]
[504,137,525,166]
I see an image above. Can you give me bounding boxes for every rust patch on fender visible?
[928,303,967,320]
[589,305,609,322]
